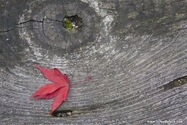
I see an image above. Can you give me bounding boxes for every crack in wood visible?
[0,17,64,33]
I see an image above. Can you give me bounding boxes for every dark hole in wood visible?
[163,75,187,91]
[62,15,83,32]
[52,110,72,117]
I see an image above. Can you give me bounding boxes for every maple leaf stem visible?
[70,76,92,85]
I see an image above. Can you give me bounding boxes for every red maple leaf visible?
[30,64,92,114]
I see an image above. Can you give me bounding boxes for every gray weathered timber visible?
[1,0,187,124]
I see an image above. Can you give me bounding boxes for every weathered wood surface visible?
[1,0,187,124]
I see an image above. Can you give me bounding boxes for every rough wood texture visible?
[1,0,187,124]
